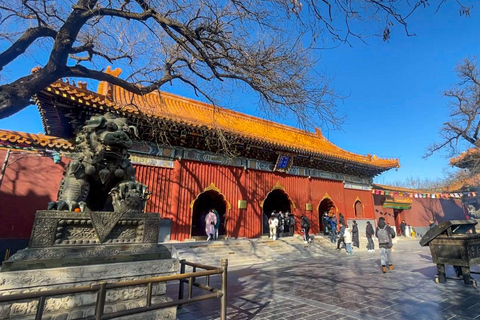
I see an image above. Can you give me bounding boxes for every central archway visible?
[318,196,336,234]
[262,184,294,236]
[191,185,230,239]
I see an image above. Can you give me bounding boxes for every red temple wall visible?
[373,194,466,233]
[0,149,65,239]
[343,188,375,222]
[0,150,379,242]
[136,159,376,241]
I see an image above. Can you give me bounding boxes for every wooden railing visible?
[0,258,228,320]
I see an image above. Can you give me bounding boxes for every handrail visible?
[0,258,228,320]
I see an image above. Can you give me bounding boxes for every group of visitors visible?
[399,220,419,237]
[268,211,295,240]
[325,213,396,273]
[209,207,399,273]
[332,214,359,255]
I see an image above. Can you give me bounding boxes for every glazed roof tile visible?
[43,80,399,169]
[449,148,480,168]
[0,130,74,151]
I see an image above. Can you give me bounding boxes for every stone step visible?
[169,236,337,268]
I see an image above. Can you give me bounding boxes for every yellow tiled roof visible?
[449,148,480,167]
[43,80,399,169]
[372,183,433,194]
[0,130,74,150]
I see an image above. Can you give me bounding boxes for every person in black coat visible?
[336,222,346,250]
[366,221,375,252]
[400,220,406,237]
[339,213,345,226]
[301,215,311,243]
[352,220,359,248]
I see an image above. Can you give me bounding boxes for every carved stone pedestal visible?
[0,259,178,320]
[2,210,169,271]
[0,210,179,319]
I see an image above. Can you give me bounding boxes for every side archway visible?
[354,197,364,218]
[190,183,231,239]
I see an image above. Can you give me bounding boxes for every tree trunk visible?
[0,71,59,119]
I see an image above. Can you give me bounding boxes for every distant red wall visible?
[373,194,466,232]
[0,149,65,239]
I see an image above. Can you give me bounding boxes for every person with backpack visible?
[301,215,311,243]
[366,221,375,252]
[376,217,396,273]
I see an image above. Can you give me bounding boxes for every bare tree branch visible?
[427,57,480,177]
[0,0,473,131]
[0,26,57,71]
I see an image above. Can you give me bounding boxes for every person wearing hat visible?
[268,211,279,240]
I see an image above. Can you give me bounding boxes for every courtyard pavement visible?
[167,238,480,320]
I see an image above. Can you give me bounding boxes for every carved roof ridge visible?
[37,80,399,169]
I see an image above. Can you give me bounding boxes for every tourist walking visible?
[322,212,329,235]
[269,212,279,240]
[329,215,337,244]
[339,212,345,226]
[336,222,346,250]
[366,221,375,252]
[205,209,217,241]
[277,211,285,239]
[301,215,311,243]
[352,220,359,248]
[400,220,406,237]
[344,224,353,254]
[376,217,395,273]
[213,209,220,240]
[286,213,295,236]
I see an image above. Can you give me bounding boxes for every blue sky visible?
[0,2,479,185]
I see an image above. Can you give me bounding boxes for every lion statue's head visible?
[74,113,137,182]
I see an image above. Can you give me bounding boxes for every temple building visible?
[371,184,467,237]
[0,70,400,257]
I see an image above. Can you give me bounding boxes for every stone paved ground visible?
[167,239,480,320]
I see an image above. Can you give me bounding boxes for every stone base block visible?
[0,259,178,320]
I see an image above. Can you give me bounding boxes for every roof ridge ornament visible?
[97,66,122,97]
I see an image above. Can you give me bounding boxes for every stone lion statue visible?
[48,113,149,213]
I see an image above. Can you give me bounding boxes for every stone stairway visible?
[168,233,419,268]
[169,235,337,268]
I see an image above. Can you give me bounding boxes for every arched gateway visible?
[318,195,336,234]
[262,183,294,235]
[190,184,230,239]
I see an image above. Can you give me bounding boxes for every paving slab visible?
[167,238,480,320]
